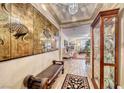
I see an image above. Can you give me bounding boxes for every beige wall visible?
[0,50,59,88]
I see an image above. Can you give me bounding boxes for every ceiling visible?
[32,3,102,39]
[45,3,103,28]
[32,3,121,40]
[48,4,97,23]
[62,24,91,40]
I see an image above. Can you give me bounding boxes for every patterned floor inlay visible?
[61,74,90,89]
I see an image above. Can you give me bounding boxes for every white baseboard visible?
[117,86,122,89]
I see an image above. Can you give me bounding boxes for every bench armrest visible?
[53,60,64,65]
[40,78,49,89]
[23,75,48,89]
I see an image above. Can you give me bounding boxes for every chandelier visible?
[56,3,79,15]
[68,3,79,15]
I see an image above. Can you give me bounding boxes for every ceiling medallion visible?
[68,3,78,15]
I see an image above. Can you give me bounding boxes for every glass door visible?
[93,21,100,88]
[103,16,117,89]
[92,9,119,89]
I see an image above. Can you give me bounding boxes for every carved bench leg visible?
[47,84,52,89]
[43,83,48,89]
[62,68,64,74]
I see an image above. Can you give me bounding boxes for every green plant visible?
[83,39,90,55]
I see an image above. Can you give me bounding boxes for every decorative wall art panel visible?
[10,3,34,58]
[44,19,52,52]
[0,3,59,62]
[33,8,46,54]
[50,24,58,51]
[0,3,11,61]
[44,16,58,52]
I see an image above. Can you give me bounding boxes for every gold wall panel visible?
[10,3,33,58]
[0,3,59,62]
[0,3,11,61]
[33,8,46,54]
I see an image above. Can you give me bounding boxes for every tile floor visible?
[52,58,94,89]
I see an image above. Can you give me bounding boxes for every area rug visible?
[61,74,90,89]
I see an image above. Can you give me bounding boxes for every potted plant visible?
[83,39,90,64]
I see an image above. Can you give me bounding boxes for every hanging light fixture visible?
[68,3,79,15]
[55,3,79,15]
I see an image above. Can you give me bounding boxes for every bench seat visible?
[23,60,64,89]
[36,64,63,84]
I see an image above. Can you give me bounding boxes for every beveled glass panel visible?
[104,17,115,64]
[104,66,115,88]
[94,21,100,88]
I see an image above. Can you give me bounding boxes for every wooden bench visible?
[23,60,64,89]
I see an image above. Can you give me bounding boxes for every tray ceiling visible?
[33,3,103,28]
[49,4,97,23]
[47,3,103,28]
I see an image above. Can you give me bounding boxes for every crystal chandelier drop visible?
[68,3,78,15]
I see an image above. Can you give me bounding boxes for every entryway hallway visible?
[52,58,93,89]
